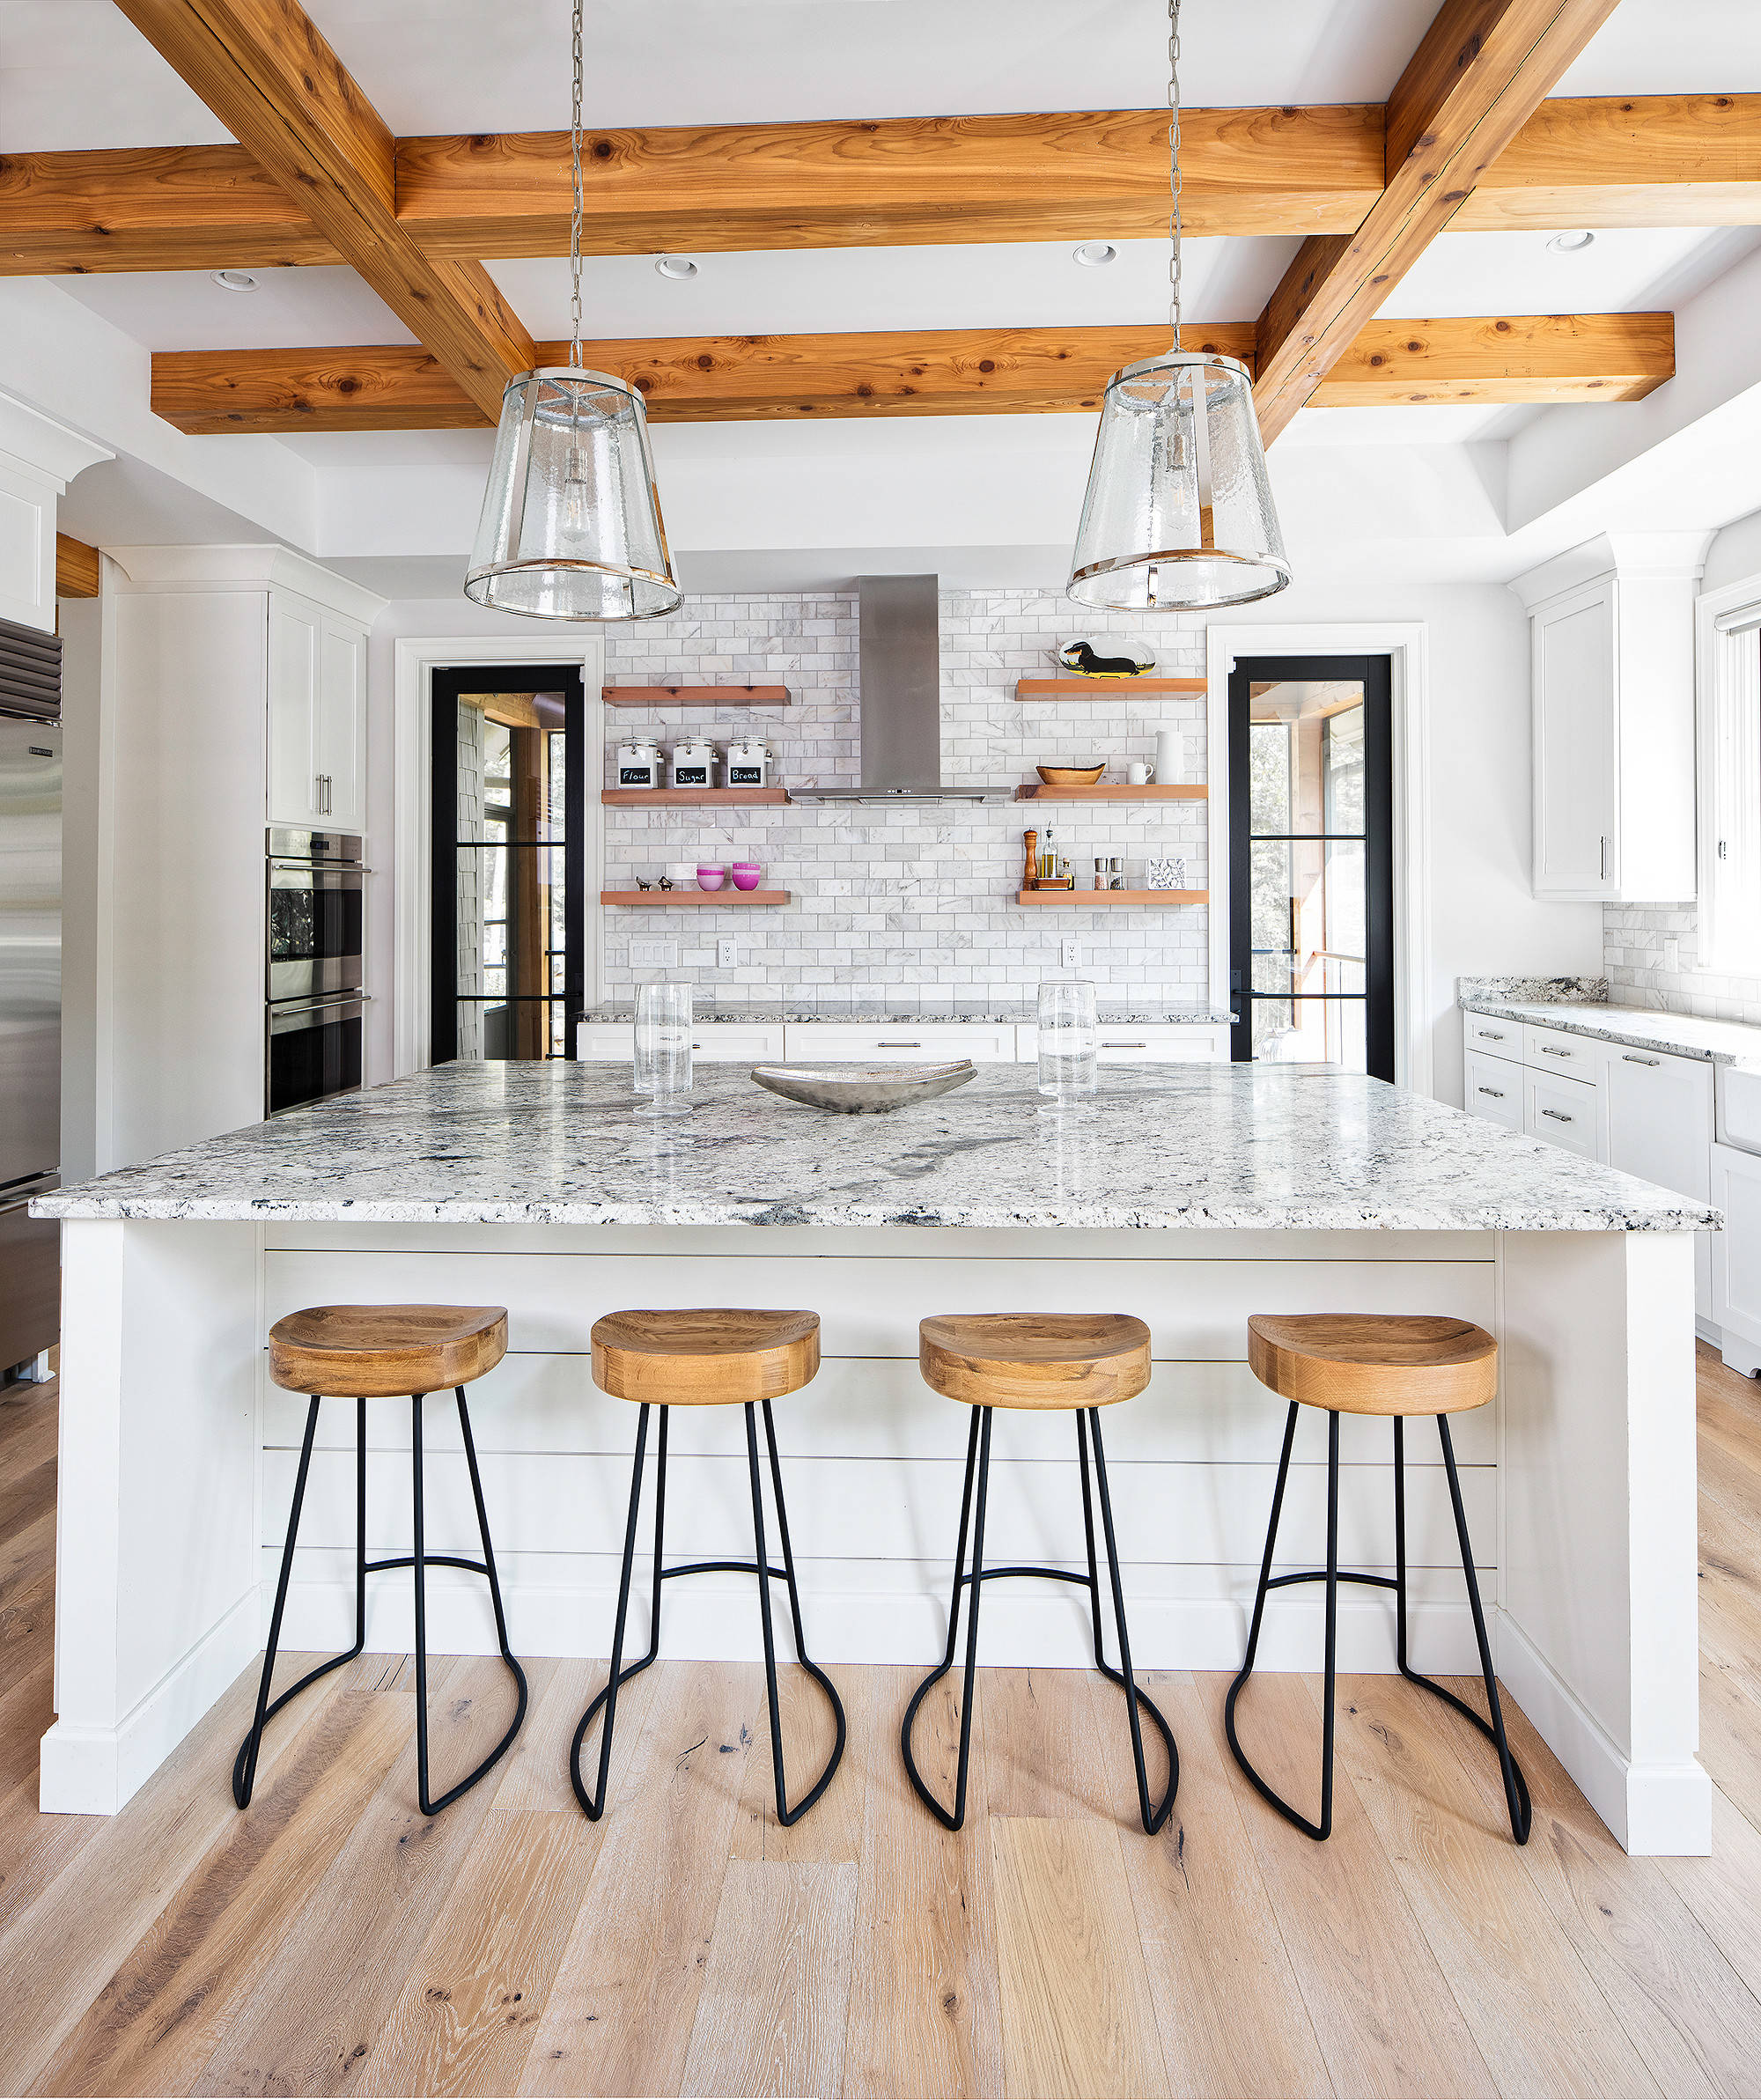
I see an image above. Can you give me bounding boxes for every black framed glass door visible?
[1227,654,1395,1080]
[430,667,586,1063]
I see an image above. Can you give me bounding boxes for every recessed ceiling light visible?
[1546,231,1595,254]
[1072,241,1118,268]
[210,269,260,291]
[654,255,699,280]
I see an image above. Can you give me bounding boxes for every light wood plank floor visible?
[3,1345,1760,2099]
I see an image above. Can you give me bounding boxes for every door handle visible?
[1541,1108,1573,1123]
[1622,1053,1661,1066]
[1600,835,1610,881]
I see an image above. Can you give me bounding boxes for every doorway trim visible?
[1205,622,1431,1095]
[393,632,606,1078]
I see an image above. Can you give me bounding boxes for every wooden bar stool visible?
[1226,1313,1530,1845]
[901,1313,1177,1835]
[570,1308,846,1826]
[235,1304,529,1818]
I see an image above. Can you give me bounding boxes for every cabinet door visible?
[1464,1050,1522,1128]
[1524,1069,1598,1157]
[267,593,321,826]
[1711,1144,1761,1374]
[1601,1043,1713,1319]
[316,616,366,832]
[1017,1022,1228,1064]
[1463,1012,1521,1061]
[782,1021,1018,1064]
[1532,583,1617,898]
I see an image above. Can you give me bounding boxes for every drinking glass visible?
[634,981,693,1115]
[1037,977,1098,1100]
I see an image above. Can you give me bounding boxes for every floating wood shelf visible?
[601,684,791,707]
[1016,677,1208,698]
[601,788,791,806]
[601,888,790,906]
[1014,783,1207,801]
[1016,888,1207,906]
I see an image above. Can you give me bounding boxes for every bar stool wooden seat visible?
[570,1308,845,1827]
[236,1304,528,1818]
[902,1313,1177,1835]
[1227,1313,1529,1845]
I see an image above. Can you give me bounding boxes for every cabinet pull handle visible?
[1539,1044,1573,1057]
[1541,1108,1573,1123]
[1480,1029,1506,1040]
[1102,1041,1146,1049]
[1600,835,1610,881]
[878,1040,922,1048]
[1477,1086,1505,1099]
[1622,1053,1661,1066]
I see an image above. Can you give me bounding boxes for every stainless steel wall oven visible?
[266,828,366,1113]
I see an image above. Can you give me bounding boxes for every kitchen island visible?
[35,1062,1716,1851]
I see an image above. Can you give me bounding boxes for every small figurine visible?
[657,875,673,890]
[1057,637,1155,679]
[636,876,653,890]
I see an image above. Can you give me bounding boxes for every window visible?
[1698,587,1761,976]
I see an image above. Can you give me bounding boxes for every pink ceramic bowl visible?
[731,863,763,891]
[696,866,726,891]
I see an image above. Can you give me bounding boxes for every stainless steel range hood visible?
[791,574,1013,803]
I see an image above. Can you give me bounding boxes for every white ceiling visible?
[8,0,1761,153]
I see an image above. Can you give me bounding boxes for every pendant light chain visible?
[569,0,585,369]
[1167,0,1183,349]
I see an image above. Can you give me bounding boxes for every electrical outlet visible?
[1061,939,1080,970]
[630,938,679,970]
[718,938,739,969]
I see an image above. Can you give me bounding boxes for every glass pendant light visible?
[1066,0,1289,610]
[465,1,682,621]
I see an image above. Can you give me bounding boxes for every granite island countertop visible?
[34,1061,1719,1233]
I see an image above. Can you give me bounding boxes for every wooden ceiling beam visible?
[7,94,1759,276]
[1252,0,1625,446]
[150,313,1671,435]
[107,0,531,420]
[55,534,102,600]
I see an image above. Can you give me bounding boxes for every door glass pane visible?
[452,689,571,1060]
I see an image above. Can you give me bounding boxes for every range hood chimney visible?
[791,574,1012,803]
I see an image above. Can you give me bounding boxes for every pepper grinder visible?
[1023,829,1039,890]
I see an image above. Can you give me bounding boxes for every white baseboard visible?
[1497,1613,1711,1855]
[39,1588,260,1816]
[274,1571,1492,1676]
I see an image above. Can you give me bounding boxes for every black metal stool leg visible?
[1083,1410,1178,1833]
[901,1405,993,1831]
[571,1403,655,1818]
[411,1392,435,1814]
[1391,1416,1531,1844]
[750,1397,847,1826]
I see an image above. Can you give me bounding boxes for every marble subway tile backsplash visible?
[1603,903,1761,1027]
[601,588,1211,1001]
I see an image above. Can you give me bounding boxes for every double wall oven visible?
[266,827,365,1114]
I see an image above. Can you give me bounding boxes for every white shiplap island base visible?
[36,1062,1717,1852]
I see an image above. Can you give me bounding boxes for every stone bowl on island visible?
[749,1060,977,1113]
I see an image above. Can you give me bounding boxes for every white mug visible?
[1127,761,1150,785]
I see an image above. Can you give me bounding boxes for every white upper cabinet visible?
[268,589,368,832]
[1513,534,1712,904]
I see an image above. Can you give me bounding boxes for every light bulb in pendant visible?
[560,444,593,545]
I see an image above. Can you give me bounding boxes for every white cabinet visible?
[576,1020,785,1064]
[269,591,368,832]
[785,1020,1019,1064]
[1016,1021,1229,1065]
[1711,1143,1761,1376]
[1522,1023,1597,1082]
[1464,1013,1522,1060]
[1463,1050,1522,1128]
[1601,1043,1713,1318]
[1524,1069,1599,1158]
[1513,534,1708,903]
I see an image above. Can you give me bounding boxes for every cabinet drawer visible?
[1463,1051,1522,1129]
[1463,1013,1522,1061]
[1525,1070,1599,1157]
[1523,1025,1598,1080]
[783,1021,1018,1063]
[1017,1023,1229,1065]
[576,1021,785,1063]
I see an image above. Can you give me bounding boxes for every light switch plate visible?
[630,938,679,969]
[718,938,739,969]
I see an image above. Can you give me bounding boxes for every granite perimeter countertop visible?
[34,1062,1718,1233]
[1458,985,1761,1066]
[579,1003,1236,1026]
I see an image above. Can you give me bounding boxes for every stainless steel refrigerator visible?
[0,615,61,1377]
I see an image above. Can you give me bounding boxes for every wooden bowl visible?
[1036,763,1105,786]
